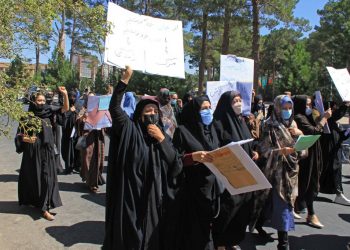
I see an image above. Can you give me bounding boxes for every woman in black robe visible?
[171,95,224,250]
[320,101,350,205]
[212,91,258,249]
[18,87,69,221]
[61,91,80,174]
[293,95,332,228]
[103,67,183,250]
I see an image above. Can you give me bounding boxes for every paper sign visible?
[84,95,112,130]
[294,135,321,152]
[215,54,254,115]
[204,139,271,195]
[104,2,185,78]
[206,81,253,115]
[99,96,112,111]
[314,91,330,134]
[220,55,254,83]
[326,67,350,101]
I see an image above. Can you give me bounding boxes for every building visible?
[0,62,48,76]
[72,54,99,81]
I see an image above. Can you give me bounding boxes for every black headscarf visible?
[182,92,194,106]
[293,95,308,116]
[179,95,219,151]
[251,94,265,115]
[213,91,253,155]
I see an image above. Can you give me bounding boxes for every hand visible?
[121,65,133,84]
[192,151,214,163]
[280,147,295,156]
[324,108,332,119]
[70,106,76,112]
[147,124,165,142]
[58,86,67,95]
[288,127,302,136]
[252,151,259,161]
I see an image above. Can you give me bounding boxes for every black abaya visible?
[212,91,255,247]
[103,81,183,250]
[293,95,323,208]
[170,96,224,250]
[320,103,350,194]
[18,104,62,212]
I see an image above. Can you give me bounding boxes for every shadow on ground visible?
[315,196,333,203]
[58,182,90,193]
[0,174,18,182]
[46,221,104,247]
[0,201,41,220]
[81,193,106,207]
[339,214,350,223]
[289,234,350,250]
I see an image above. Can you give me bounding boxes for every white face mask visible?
[232,103,242,115]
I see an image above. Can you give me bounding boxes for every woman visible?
[320,101,350,205]
[212,91,258,249]
[77,92,106,193]
[103,67,183,250]
[293,95,332,228]
[171,95,223,250]
[257,95,303,250]
[61,90,80,174]
[18,86,69,221]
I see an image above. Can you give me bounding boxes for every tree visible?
[6,55,27,87]
[278,40,315,94]
[247,0,309,89]
[15,0,57,73]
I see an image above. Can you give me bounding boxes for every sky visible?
[8,0,330,65]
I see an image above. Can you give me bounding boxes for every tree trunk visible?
[198,10,208,95]
[252,0,260,90]
[70,14,76,64]
[58,9,66,59]
[221,2,231,55]
[35,44,40,74]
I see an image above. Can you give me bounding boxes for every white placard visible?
[326,67,350,101]
[205,139,271,196]
[104,2,185,78]
[220,55,254,82]
[206,81,253,115]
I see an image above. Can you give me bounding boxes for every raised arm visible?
[58,86,69,113]
[109,66,133,129]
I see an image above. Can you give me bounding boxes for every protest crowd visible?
[14,64,350,250]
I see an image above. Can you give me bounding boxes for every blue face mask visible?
[281,109,292,120]
[305,107,312,116]
[171,99,177,106]
[200,109,213,125]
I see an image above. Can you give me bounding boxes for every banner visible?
[104,2,185,78]
[204,139,271,196]
[206,81,253,115]
[326,67,350,101]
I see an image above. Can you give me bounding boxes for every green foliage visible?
[44,48,78,89]
[127,71,197,98]
[6,55,27,87]
[0,72,42,137]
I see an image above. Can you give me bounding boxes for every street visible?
[0,131,349,250]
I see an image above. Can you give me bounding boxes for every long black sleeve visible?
[157,136,183,177]
[109,81,130,130]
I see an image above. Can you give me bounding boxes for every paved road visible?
[0,131,349,249]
